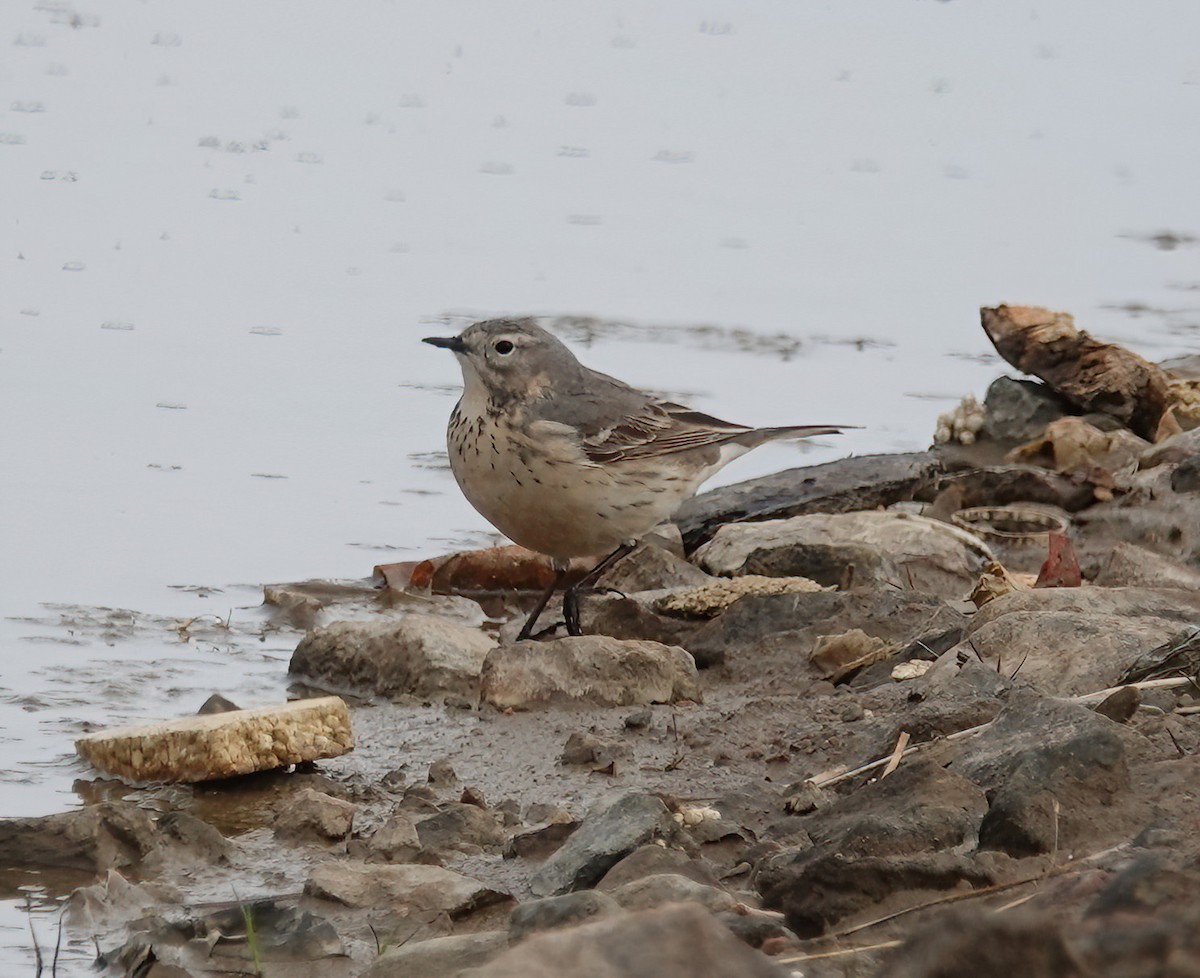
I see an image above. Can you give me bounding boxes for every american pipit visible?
[424,319,848,639]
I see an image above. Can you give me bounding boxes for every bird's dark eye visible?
[494,340,515,355]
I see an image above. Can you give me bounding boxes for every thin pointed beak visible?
[423,335,467,353]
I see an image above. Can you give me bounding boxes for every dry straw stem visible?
[880,731,911,778]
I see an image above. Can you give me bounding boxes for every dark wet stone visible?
[1172,455,1200,492]
[799,760,986,861]
[951,691,1130,855]
[766,851,996,938]
[877,908,1079,978]
[508,890,622,944]
[923,463,1097,512]
[529,792,674,897]
[504,819,578,861]
[1095,685,1141,723]
[197,693,241,714]
[676,452,942,550]
[980,376,1073,444]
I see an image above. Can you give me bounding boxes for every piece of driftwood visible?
[980,304,1172,440]
[75,696,353,783]
[675,452,942,551]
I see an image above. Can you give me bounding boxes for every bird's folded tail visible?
[735,424,856,449]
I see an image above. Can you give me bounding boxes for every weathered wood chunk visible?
[74,696,353,783]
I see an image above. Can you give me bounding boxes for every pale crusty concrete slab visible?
[75,696,353,783]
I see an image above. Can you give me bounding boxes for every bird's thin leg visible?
[517,563,570,641]
[562,539,638,637]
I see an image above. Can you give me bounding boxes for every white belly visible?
[447,412,708,559]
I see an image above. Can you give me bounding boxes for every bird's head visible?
[423,318,579,403]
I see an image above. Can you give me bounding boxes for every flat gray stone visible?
[289,614,495,703]
[481,637,700,709]
[365,931,508,978]
[465,902,789,978]
[305,862,508,916]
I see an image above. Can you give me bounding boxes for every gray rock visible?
[1092,543,1200,589]
[695,511,990,601]
[950,691,1130,854]
[0,802,160,872]
[596,844,720,891]
[801,760,987,860]
[529,792,673,897]
[1140,425,1200,468]
[504,819,578,861]
[273,788,356,844]
[481,637,701,709]
[1074,494,1200,566]
[683,587,965,671]
[365,931,508,978]
[305,862,509,915]
[608,873,736,913]
[595,541,713,593]
[508,891,622,944]
[364,813,421,863]
[980,376,1073,444]
[965,587,1200,695]
[416,803,506,853]
[580,595,703,648]
[675,451,942,551]
[288,614,495,703]
[465,902,790,978]
[560,731,626,767]
[1173,455,1200,492]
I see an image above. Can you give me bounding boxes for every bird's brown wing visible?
[580,401,755,463]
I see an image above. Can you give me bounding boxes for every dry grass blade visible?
[777,939,904,964]
[881,731,910,778]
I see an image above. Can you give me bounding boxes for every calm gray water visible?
[1,0,1198,969]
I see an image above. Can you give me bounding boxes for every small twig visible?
[1070,676,1191,706]
[665,710,685,772]
[1166,726,1188,757]
[1176,705,1200,715]
[881,731,910,779]
[1009,651,1030,680]
[52,904,65,977]
[1045,798,1060,877]
[808,720,993,789]
[26,894,43,977]
[777,939,904,963]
